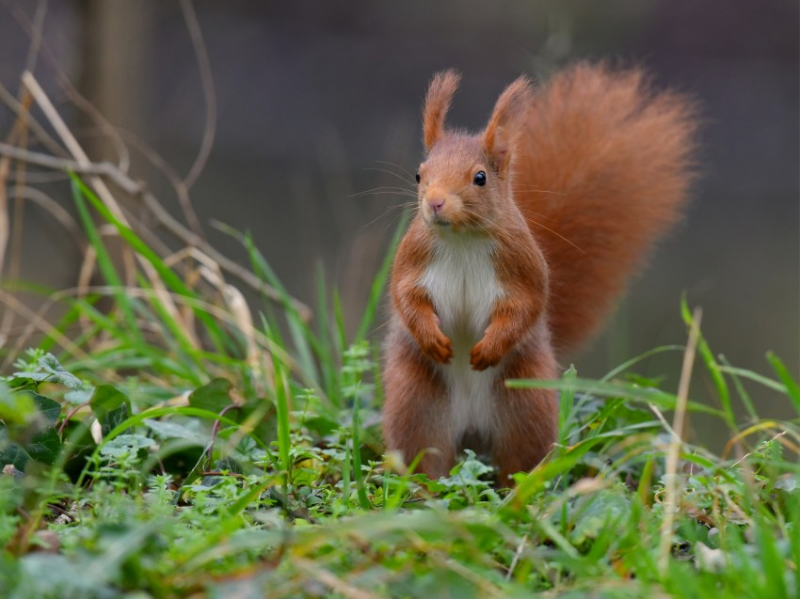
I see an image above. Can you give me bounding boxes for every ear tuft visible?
[422,70,461,151]
[483,76,534,174]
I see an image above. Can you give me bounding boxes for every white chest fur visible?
[419,234,504,441]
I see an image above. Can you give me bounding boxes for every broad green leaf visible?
[189,378,232,414]
[25,428,62,465]
[100,434,155,458]
[36,353,84,389]
[31,393,62,427]
[90,385,132,437]
[0,438,29,471]
[144,419,206,444]
[0,385,36,427]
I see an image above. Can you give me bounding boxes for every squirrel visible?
[382,63,698,485]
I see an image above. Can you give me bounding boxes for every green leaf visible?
[90,385,133,437]
[12,353,84,390]
[64,387,95,405]
[300,414,338,437]
[189,378,232,414]
[144,419,206,444]
[569,488,632,547]
[26,428,62,465]
[214,457,243,474]
[31,393,62,427]
[0,438,29,471]
[235,400,276,444]
[100,434,155,458]
[36,353,84,389]
[0,385,37,427]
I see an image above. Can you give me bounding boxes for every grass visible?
[0,175,798,599]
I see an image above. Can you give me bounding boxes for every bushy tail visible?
[514,63,698,356]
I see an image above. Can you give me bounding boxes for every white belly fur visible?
[418,234,504,441]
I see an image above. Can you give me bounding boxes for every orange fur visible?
[422,70,462,151]
[384,62,698,485]
[515,63,698,355]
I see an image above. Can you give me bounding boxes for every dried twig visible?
[13,185,83,246]
[24,0,48,73]
[0,141,312,321]
[505,534,528,581]
[0,289,87,360]
[658,307,702,575]
[21,70,196,345]
[293,557,387,599]
[178,0,216,195]
[4,0,131,173]
[0,82,66,157]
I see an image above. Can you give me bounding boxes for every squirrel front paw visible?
[469,339,503,371]
[418,328,453,364]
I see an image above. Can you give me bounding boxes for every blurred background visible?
[0,1,797,427]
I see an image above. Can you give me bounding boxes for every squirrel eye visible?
[473,171,487,186]
[415,171,420,184]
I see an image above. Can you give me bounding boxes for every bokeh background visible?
[1,1,798,430]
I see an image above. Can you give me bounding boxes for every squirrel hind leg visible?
[491,344,559,486]
[383,331,456,479]
[492,387,558,486]
[492,389,557,487]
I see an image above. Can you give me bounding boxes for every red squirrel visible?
[382,63,697,485]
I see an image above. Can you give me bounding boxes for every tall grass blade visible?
[558,364,577,446]
[507,377,724,417]
[351,388,371,510]
[766,351,800,416]
[719,354,759,422]
[315,262,340,407]
[332,288,348,358]
[681,297,734,428]
[70,174,232,356]
[71,180,143,346]
[354,210,410,343]
[263,315,292,494]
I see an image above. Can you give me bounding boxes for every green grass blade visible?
[133,272,202,376]
[314,262,339,406]
[717,364,788,394]
[601,345,686,382]
[755,517,788,599]
[262,315,292,494]
[70,174,232,356]
[719,354,759,422]
[354,210,409,343]
[351,388,371,511]
[766,351,800,416]
[243,230,320,381]
[558,365,577,446]
[506,377,725,417]
[681,297,734,428]
[214,223,324,385]
[332,288,348,357]
[71,179,144,346]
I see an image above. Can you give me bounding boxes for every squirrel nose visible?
[427,198,445,213]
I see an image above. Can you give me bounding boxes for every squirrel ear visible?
[422,70,461,151]
[483,76,534,174]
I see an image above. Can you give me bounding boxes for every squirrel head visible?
[416,70,534,232]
